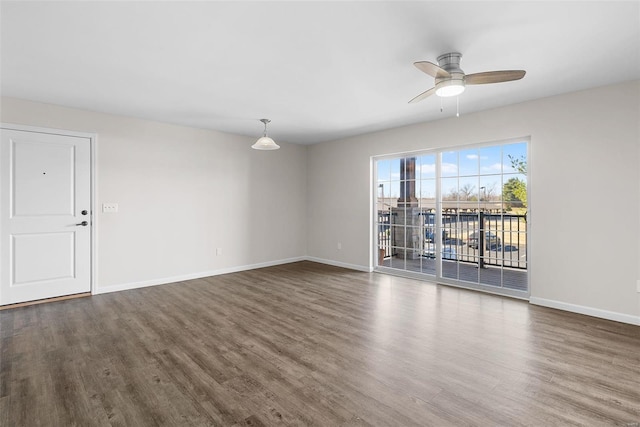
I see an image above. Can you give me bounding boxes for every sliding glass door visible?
[377,154,436,274]
[375,140,528,297]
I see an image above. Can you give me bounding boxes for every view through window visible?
[375,140,528,296]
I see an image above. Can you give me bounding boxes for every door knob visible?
[76,221,88,226]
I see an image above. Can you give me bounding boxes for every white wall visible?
[307,81,640,324]
[2,82,639,325]
[1,97,308,292]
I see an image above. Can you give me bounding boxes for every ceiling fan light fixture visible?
[435,79,465,97]
[410,52,526,104]
[251,118,280,150]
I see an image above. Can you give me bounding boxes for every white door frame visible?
[1,123,98,296]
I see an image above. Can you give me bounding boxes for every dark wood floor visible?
[1,261,638,426]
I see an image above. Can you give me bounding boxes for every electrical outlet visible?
[216,248,222,256]
[102,203,118,213]
[636,279,640,293]
[337,242,342,250]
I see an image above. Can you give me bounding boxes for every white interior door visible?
[1,128,91,305]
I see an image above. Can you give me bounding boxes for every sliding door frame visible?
[372,137,531,300]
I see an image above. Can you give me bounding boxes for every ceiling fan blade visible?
[414,61,450,79]
[408,87,436,103]
[465,70,526,85]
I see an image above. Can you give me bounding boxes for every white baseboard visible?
[529,297,640,326]
[94,256,307,295]
[95,258,638,327]
[304,256,373,273]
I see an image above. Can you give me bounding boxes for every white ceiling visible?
[1,1,639,144]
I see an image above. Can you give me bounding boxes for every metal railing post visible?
[479,211,485,269]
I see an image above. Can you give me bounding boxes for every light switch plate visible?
[102,203,119,213]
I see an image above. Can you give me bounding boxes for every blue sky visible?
[376,141,527,200]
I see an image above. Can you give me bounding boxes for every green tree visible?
[506,154,527,211]
[508,154,527,174]
[503,177,527,208]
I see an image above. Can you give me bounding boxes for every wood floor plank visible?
[1,261,638,426]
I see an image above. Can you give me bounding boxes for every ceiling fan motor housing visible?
[437,52,464,74]
[435,53,465,96]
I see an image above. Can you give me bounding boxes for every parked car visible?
[425,228,448,243]
[467,231,501,249]
[423,243,458,260]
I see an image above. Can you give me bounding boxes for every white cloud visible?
[420,164,436,174]
[441,162,458,174]
[481,162,502,173]
[466,154,478,160]
[421,162,457,174]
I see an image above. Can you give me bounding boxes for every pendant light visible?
[251,119,280,150]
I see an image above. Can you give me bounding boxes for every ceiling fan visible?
[409,52,526,103]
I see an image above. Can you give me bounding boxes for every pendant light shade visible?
[252,119,280,150]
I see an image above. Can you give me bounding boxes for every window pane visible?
[441,151,458,177]
[418,154,436,179]
[377,159,391,182]
[388,181,400,199]
[442,260,458,280]
[377,182,390,212]
[503,142,527,175]
[503,173,527,211]
[459,148,479,176]
[457,177,477,201]
[391,225,405,248]
[390,158,401,181]
[479,176,500,208]
[419,179,436,207]
[441,177,458,202]
[480,146,501,175]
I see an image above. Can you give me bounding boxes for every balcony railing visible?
[378,209,527,270]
